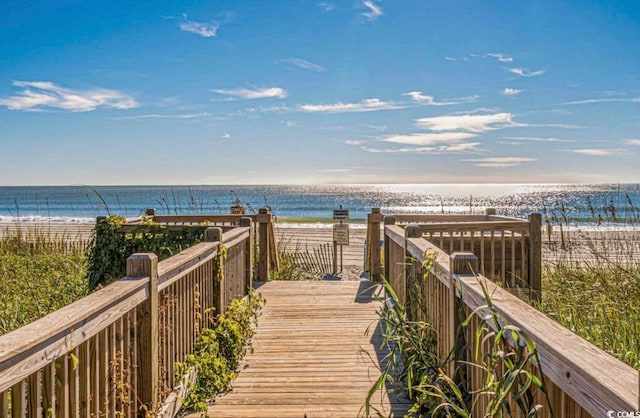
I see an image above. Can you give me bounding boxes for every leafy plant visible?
[86,216,205,289]
[176,290,265,415]
[365,255,549,417]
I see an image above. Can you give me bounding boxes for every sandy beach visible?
[2,221,638,276]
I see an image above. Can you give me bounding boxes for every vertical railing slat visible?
[11,380,26,418]
[28,370,42,417]
[0,390,9,418]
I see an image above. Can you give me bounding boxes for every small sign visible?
[333,208,349,220]
[333,224,350,245]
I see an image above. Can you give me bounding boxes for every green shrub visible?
[86,216,205,289]
[176,290,265,414]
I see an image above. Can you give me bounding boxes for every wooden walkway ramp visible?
[189,280,412,418]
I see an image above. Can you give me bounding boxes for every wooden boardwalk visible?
[188,280,412,418]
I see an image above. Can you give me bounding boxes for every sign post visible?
[332,205,349,274]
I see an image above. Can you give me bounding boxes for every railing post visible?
[485,208,496,216]
[403,224,422,306]
[383,216,396,282]
[367,208,383,281]
[240,217,253,294]
[257,208,272,281]
[450,252,478,382]
[528,213,542,303]
[126,253,159,417]
[205,227,224,314]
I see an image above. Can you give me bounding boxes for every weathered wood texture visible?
[370,211,541,301]
[0,227,251,418]
[193,280,412,418]
[385,225,639,417]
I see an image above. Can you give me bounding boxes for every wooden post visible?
[145,208,157,217]
[204,227,222,242]
[383,216,396,282]
[485,208,496,216]
[528,213,542,303]
[449,252,478,385]
[367,208,384,281]
[240,217,253,294]
[126,253,159,417]
[205,228,224,313]
[403,225,422,306]
[257,208,272,281]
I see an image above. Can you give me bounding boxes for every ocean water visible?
[0,184,638,227]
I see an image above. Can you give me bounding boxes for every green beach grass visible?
[0,229,88,335]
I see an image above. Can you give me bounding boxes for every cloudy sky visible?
[1,0,639,185]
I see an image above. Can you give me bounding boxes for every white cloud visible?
[503,88,522,96]
[318,2,335,11]
[509,68,545,77]
[112,112,210,121]
[362,142,481,154]
[500,136,574,143]
[361,0,383,22]
[213,87,287,100]
[414,113,521,132]
[221,132,231,139]
[298,98,401,113]
[346,139,364,146]
[280,58,326,72]
[381,132,477,146]
[180,20,219,37]
[318,168,353,173]
[282,120,296,127]
[486,53,513,63]
[624,139,640,146]
[404,91,479,106]
[464,157,536,168]
[445,56,456,61]
[0,81,138,112]
[563,97,640,105]
[365,124,387,131]
[570,148,624,156]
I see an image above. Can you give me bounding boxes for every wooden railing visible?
[367,208,542,302]
[385,223,640,417]
[0,226,252,417]
[116,207,279,281]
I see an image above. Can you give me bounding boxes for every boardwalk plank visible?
[186,280,411,418]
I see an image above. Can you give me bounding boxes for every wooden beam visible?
[528,213,542,303]
[127,254,159,416]
[367,208,383,281]
[257,208,272,281]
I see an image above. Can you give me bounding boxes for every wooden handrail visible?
[151,214,258,224]
[0,226,253,417]
[417,220,529,233]
[0,279,149,393]
[392,227,639,416]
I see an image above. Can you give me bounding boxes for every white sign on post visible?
[333,223,350,245]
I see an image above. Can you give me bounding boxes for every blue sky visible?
[1,0,639,185]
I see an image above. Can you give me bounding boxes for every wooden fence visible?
[384,223,639,417]
[367,208,542,302]
[117,207,278,281]
[0,226,252,418]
